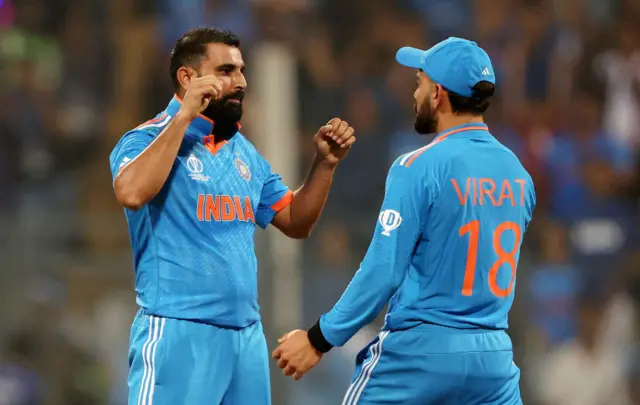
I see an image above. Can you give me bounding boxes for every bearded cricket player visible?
[274,37,535,405]
[109,28,356,405]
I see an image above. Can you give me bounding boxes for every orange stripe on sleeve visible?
[271,190,294,212]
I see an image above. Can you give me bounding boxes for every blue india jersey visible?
[109,97,292,328]
[320,123,536,346]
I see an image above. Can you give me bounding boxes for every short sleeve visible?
[109,130,155,181]
[256,160,292,229]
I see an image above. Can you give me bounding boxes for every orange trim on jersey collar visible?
[203,135,228,155]
[172,94,242,129]
[433,124,488,142]
[404,125,488,168]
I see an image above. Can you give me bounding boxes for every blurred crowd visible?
[1,0,639,404]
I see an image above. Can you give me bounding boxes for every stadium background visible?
[1,0,639,404]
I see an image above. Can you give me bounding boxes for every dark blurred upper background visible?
[0,0,639,404]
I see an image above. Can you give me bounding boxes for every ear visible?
[176,66,197,90]
[432,83,445,108]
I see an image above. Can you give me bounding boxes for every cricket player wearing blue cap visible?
[109,28,356,405]
[274,37,536,405]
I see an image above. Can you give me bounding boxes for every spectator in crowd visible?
[543,90,632,220]
[593,14,640,148]
[528,222,580,351]
[536,295,630,405]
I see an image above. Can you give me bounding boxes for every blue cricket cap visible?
[396,37,495,98]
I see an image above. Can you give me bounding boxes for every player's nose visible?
[233,73,247,90]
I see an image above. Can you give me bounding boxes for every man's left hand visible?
[272,329,323,381]
[313,118,356,166]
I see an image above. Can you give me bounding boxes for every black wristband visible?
[307,320,333,353]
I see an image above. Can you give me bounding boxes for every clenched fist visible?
[314,118,356,166]
[179,75,224,120]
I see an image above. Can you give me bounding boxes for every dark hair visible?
[446,81,495,115]
[169,28,240,91]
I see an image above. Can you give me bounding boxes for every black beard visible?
[414,98,437,135]
[202,91,244,140]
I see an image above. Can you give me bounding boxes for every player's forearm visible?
[114,113,191,210]
[286,156,336,238]
[308,262,399,351]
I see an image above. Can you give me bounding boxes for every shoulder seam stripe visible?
[399,147,427,166]
[136,113,169,129]
[402,142,441,167]
[137,114,172,130]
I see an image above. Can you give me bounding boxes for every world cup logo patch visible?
[187,154,204,173]
[235,158,251,181]
[186,154,210,182]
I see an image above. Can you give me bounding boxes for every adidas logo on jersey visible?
[119,156,132,168]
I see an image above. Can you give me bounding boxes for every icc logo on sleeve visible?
[379,209,402,236]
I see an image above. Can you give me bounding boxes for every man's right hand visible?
[179,75,223,120]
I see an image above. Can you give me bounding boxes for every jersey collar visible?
[433,122,489,142]
[165,95,214,138]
